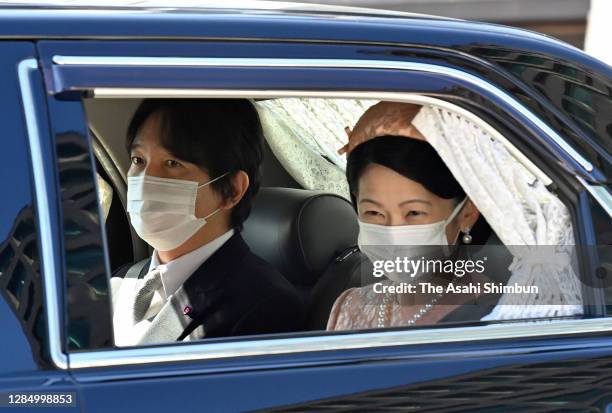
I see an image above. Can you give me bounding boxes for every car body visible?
[0,1,611,411]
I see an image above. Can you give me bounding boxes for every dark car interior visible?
[85,97,514,333]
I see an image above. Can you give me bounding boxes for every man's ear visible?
[223,170,250,209]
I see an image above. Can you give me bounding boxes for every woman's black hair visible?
[346,136,491,244]
[126,98,264,231]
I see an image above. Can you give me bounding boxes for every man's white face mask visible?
[127,172,229,251]
[357,198,467,283]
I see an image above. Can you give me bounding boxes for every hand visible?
[338,102,425,155]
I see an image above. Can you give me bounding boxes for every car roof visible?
[1,1,608,182]
[0,0,455,20]
[0,0,574,49]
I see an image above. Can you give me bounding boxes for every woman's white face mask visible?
[358,198,467,282]
[127,172,229,251]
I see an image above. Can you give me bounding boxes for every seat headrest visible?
[242,187,358,286]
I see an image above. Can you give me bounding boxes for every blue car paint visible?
[0,5,610,412]
[0,41,80,411]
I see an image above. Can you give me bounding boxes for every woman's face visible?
[127,110,224,219]
[356,163,476,244]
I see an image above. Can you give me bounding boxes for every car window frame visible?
[18,58,68,370]
[20,56,612,370]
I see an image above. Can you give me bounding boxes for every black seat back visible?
[242,187,359,306]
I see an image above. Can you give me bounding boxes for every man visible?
[111,98,304,346]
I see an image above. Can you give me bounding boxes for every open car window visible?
[74,95,604,354]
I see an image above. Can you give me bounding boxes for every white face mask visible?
[127,172,229,251]
[358,198,467,282]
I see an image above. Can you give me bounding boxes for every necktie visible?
[132,268,163,323]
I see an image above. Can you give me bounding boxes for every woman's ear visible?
[458,199,480,231]
[223,170,250,209]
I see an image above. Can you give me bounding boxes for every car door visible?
[0,41,80,411]
[35,38,612,412]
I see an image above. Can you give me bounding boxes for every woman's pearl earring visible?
[462,227,472,244]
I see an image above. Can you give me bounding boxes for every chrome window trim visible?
[17,59,68,370]
[41,56,609,370]
[71,318,612,369]
[72,91,609,370]
[52,55,594,173]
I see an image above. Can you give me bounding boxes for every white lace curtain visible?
[255,98,377,198]
[411,105,583,320]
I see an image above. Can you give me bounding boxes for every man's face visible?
[127,110,225,219]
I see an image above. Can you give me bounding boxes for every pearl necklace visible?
[377,290,444,328]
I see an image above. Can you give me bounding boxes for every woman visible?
[327,102,497,330]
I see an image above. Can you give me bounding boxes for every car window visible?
[74,95,601,352]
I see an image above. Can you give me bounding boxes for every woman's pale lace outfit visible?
[327,105,583,330]
[327,284,385,331]
[327,279,465,331]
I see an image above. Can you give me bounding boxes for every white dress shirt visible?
[149,228,235,300]
[118,228,235,345]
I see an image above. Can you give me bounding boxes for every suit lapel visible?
[135,284,202,344]
[136,233,250,344]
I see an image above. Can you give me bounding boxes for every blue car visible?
[0,1,610,412]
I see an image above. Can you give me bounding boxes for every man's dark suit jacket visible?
[114,232,305,340]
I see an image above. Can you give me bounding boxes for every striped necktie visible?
[132,268,163,323]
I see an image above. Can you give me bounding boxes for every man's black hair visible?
[126,98,264,231]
